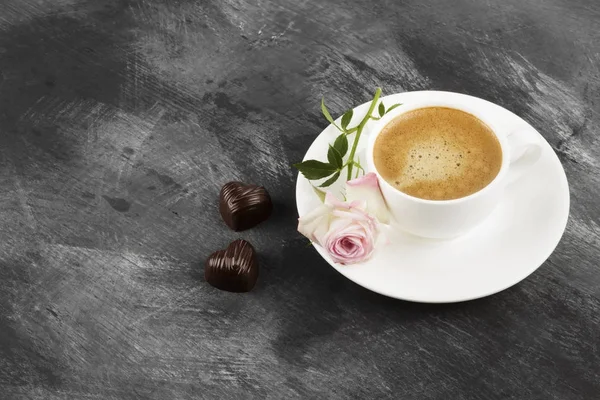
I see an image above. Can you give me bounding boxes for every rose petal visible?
[346,173,391,224]
[331,209,372,222]
[298,203,331,242]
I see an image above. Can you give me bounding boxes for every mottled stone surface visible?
[0,0,599,399]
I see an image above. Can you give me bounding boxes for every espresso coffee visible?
[373,107,502,201]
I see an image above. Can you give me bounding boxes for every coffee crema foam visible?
[373,107,502,201]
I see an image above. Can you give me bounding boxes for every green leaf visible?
[341,109,353,130]
[327,145,343,169]
[319,171,340,188]
[312,186,326,202]
[378,102,385,117]
[321,97,342,131]
[333,134,348,157]
[293,160,337,180]
[384,103,402,115]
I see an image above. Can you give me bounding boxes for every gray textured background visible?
[0,0,599,399]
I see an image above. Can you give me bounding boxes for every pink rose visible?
[298,173,389,265]
[322,193,379,264]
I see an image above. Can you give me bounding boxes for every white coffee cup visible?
[366,99,542,239]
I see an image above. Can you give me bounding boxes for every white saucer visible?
[295,91,570,303]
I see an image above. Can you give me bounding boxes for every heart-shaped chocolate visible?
[219,182,272,231]
[205,239,258,292]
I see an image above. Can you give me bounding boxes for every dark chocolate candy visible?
[219,182,272,231]
[205,239,258,292]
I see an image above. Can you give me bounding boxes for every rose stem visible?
[346,87,382,180]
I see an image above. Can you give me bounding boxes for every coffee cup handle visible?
[506,128,543,185]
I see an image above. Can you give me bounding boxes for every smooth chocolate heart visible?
[205,239,258,292]
[219,182,272,231]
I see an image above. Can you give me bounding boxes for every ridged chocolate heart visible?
[219,182,272,231]
[205,239,258,292]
